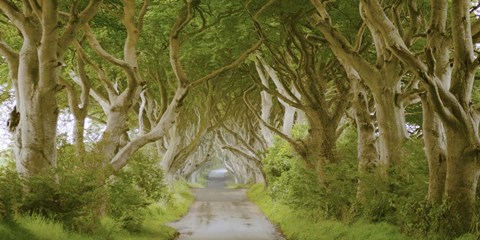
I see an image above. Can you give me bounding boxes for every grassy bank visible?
[0,181,194,240]
[248,183,407,240]
[248,183,479,240]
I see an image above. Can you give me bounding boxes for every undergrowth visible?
[0,181,193,240]
[254,125,480,240]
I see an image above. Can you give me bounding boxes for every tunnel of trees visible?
[1,0,480,239]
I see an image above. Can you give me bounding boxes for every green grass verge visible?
[248,183,409,240]
[0,181,194,240]
[248,183,479,240]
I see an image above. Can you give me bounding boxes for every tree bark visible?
[444,126,478,234]
[421,96,446,202]
[351,77,378,202]
[372,83,405,167]
[423,0,449,203]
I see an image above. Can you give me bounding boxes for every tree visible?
[0,1,101,176]
[328,0,480,234]
[311,0,412,171]
[101,0,261,173]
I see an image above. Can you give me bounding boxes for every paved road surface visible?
[169,169,284,240]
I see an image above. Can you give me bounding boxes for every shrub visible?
[0,158,23,223]
[319,161,357,220]
[20,152,104,233]
[107,151,168,232]
[400,200,451,237]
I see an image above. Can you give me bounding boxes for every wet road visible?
[169,169,284,240]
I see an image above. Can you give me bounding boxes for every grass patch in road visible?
[0,181,194,240]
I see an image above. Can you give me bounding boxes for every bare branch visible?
[84,24,136,87]
[58,0,102,54]
[220,122,260,160]
[190,40,262,88]
[169,1,196,86]
[0,0,25,28]
[73,40,116,98]
[243,85,307,156]
[0,38,19,81]
[137,0,149,32]
[311,15,380,87]
[250,70,303,109]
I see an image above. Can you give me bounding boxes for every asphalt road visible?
[169,169,284,240]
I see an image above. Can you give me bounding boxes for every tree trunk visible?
[99,105,130,160]
[16,35,58,176]
[372,84,405,168]
[421,96,447,202]
[352,80,378,202]
[304,114,339,180]
[443,126,479,234]
[282,106,296,137]
[0,1,101,177]
[256,60,275,147]
[159,123,181,174]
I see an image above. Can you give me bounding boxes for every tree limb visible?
[58,0,102,54]
[243,85,307,156]
[0,0,25,28]
[190,40,262,88]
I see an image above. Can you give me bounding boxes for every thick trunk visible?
[0,1,100,177]
[423,0,449,204]
[99,105,130,161]
[443,126,479,234]
[305,115,338,180]
[16,40,58,176]
[372,85,405,167]
[352,80,378,202]
[421,97,447,202]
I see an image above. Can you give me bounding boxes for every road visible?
[169,169,284,240]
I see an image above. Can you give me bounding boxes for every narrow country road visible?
[169,169,284,240]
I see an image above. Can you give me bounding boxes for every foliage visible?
[20,148,104,234]
[107,151,168,232]
[0,145,173,235]
[400,200,452,237]
[259,125,463,238]
[0,159,23,223]
[248,183,409,240]
[0,181,194,240]
[357,138,428,225]
[262,137,322,212]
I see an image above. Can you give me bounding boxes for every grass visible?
[0,215,96,240]
[248,183,409,240]
[248,183,480,240]
[0,181,194,240]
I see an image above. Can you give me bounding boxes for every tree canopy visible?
[1,0,480,238]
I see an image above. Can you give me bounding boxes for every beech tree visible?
[310,0,480,234]
[0,1,101,176]
[310,0,413,170]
